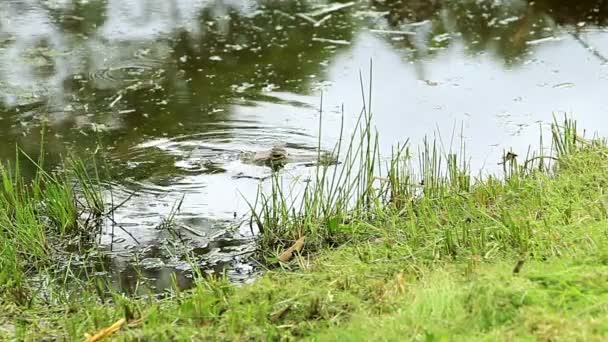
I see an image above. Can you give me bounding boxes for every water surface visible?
[2,0,608,293]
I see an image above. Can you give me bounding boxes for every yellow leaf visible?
[84,318,126,342]
[278,236,306,263]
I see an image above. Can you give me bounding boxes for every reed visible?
[249,77,593,265]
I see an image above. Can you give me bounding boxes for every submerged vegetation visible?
[2,106,608,340]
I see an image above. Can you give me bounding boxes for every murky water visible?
[2,0,608,293]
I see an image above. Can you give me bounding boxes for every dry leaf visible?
[394,273,406,294]
[278,236,306,262]
[85,318,126,342]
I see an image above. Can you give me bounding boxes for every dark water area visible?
[2,0,608,294]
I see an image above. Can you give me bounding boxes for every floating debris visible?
[369,29,415,36]
[307,2,355,17]
[297,1,354,26]
[526,36,563,45]
[90,123,107,132]
[552,82,575,89]
[262,83,279,92]
[296,13,332,27]
[177,223,205,237]
[314,15,332,27]
[498,16,520,25]
[232,82,255,93]
[312,37,351,46]
[408,19,431,27]
[433,33,452,43]
[296,13,317,25]
[109,94,122,108]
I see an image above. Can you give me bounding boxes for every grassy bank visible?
[1,116,608,341]
[5,239,608,340]
[0,149,105,306]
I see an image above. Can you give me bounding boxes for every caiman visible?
[239,145,339,171]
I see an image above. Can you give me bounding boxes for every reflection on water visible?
[2,0,608,292]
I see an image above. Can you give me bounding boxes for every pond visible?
[2,0,608,294]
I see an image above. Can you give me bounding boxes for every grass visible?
[250,87,603,268]
[1,114,607,340]
[2,78,608,342]
[248,80,386,258]
[3,228,607,340]
[0,148,104,305]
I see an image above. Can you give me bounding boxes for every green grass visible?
[3,229,607,340]
[312,249,608,341]
[2,115,608,340]
[252,111,606,264]
[0,149,103,305]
